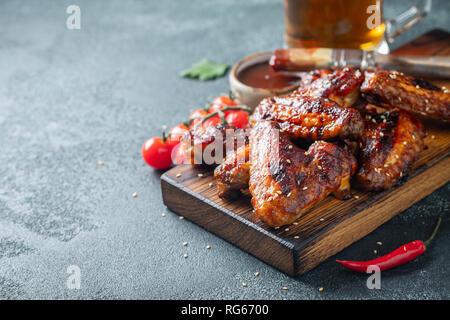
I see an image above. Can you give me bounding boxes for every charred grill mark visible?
[410,78,441,91]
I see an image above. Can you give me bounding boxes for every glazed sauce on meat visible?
[238,62,301,89]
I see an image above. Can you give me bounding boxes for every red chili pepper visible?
[336,218,442,273]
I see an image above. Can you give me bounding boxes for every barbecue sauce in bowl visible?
[237,62,302,90]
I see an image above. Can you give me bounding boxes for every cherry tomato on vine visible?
[171,142,188,165]
[166,124,189,148]
[202,114,222,129]
[188,109,209,128]
[226,110,249,129]
[142,137,173,170]
[208,96,239,115]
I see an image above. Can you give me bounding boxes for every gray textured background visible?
[0,0,449,300]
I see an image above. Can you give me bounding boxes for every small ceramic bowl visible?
[229,51,301,110]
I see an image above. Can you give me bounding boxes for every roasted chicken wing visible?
[251,95,364,141]
[214,144,250,199]
[356,107,426,191]
[296,67,364,108]
[249,121,357,227]
[360,68,450,121]
[182,123,249,166]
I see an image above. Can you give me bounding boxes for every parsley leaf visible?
[180,59,230,80]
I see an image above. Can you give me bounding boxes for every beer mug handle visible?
[385,0,432,43]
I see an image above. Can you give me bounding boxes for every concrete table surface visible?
[0,0,449,300]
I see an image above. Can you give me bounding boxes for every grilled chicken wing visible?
[251,95,364,141]
[360,68,450,121]
[296,67,364,108]
[249,121,357,227]
[214,144,250,198]
[356,107,426,191]
[182,123,249,165]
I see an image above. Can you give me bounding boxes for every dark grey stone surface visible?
[0,0,448,300]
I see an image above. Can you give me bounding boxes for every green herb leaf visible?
[180,59,230,81]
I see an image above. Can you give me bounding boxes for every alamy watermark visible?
[66,5,81,30]
[67,265,81,289]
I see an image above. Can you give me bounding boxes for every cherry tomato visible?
[208,96,239,115]
[202,115,222,129]
[226,110,249,129]
[171,142,187,165]
[142,137,173,170]
[166,124,189,148]
[189,109,208,128]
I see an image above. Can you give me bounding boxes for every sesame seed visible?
[242,283,247,287]
[282,287,289,290]
[293,222,298,225]
[287,192,292,197]
[97,160,104,165]
[371,119,377,124]
[179,216,184,220]
[254,272,259,276]
[319,287,324,292]
[197,173,203,178]
[431,135,435,139]
[320,218,324,221]
[317,165,322,170]
[275,226,280,230]
[384,164,388,168]
[354,195,359,199]
[162,213,166,217]
[176,173,182,178]
[377,242,383,245]
[380,132,384,137]
[374,250,377,254]
[400,172,403,177]
[288,145,293,149]
[416,85,420,89]
[285,228,290,232]
[403,141,407,145]
[303,186,308,190]
[286,159,291,164]
[206,245,211,249]
[294,236,299,239]
[132,192,138,198]
[425,99,429,103]
[183,242,188,246]
[209,182,213,187]
[183,254,188,258]
[383,119,387,123]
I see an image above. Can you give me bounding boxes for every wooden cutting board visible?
[161,30,450,276]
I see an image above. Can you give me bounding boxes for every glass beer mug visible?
[284,0,432,65]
